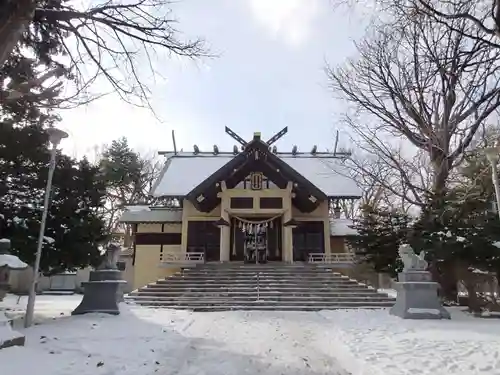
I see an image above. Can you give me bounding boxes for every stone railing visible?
[308,252,355,264]
[159,251,205,267]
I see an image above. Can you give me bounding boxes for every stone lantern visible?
[0,239,28,300]
[0,238,28,349]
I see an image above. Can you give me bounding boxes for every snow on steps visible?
[125,264,395,311]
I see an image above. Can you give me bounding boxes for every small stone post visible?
[390,244,450,320]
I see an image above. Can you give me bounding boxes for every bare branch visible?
[328,9,500,204]
[1,0,209,111]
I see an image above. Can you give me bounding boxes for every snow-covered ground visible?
[1,295,500,375]
[320,308,500,375]
[2,294,82,325]
[0,296,349,375]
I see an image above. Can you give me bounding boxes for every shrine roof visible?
[151,152,362,198]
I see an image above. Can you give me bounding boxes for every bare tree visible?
[1,0,207,106]
[413,0,500,48]
[345,134,432,209]
[340,153,404,218]
[328,11,500,207]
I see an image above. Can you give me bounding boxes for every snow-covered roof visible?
[329,218,358,237]
[124,205,151,212]
[151,153,361,198]
[0,253,28,269]
[119,208,182,223]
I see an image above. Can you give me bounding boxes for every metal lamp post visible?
[24,127,68,328]
[485,146,500,221]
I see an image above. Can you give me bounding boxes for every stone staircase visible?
[125,263,395,311]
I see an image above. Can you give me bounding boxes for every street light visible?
[485,145,500,221]
[24,127,68,328]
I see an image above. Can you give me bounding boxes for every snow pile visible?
[377,288,397,298]
[0,311,22,346]
[318,308,500,375]
[43,236,55,244]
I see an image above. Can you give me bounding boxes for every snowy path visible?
[0,305,349,375]
[177,311,349,374]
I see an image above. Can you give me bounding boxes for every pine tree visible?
[347,205,411,277]
[0,123,106,273]
[99,137,160,244]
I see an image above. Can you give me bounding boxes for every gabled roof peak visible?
[162,126,353,158]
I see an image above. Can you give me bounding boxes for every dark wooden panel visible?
[260,197,283,209]
[187,221,220,261]
[135,232,181,245]
[292,221,325,261]
[230,197,254,209]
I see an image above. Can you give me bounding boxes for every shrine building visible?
[120,128,361,289]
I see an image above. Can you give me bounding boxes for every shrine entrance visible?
[229,216,283,263]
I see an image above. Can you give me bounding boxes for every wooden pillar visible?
[180,199,189,255]
[219,182,230,262]
[324,219,331,255]
[283,181,294,263]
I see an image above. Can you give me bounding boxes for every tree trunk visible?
[455,263,484,313]
[430,153,451,207]
[0,0,36,67]
[430,260,458,302]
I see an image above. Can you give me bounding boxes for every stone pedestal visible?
[0,265,9,301]
[390,270,450,320]
[72,269,126,316]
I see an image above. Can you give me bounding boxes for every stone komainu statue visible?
[99,242,121,270]
[398,243,428,271]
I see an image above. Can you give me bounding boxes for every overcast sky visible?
[60,0,368,159]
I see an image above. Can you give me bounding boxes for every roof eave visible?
[121,219,182,224]
[326,195,362,200]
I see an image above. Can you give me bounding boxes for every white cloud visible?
[248,0,321,47]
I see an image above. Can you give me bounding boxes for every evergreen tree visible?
[0,123,107,273]
[347,205,411,277]
[99,137,161,244]
[409,150,500,308]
